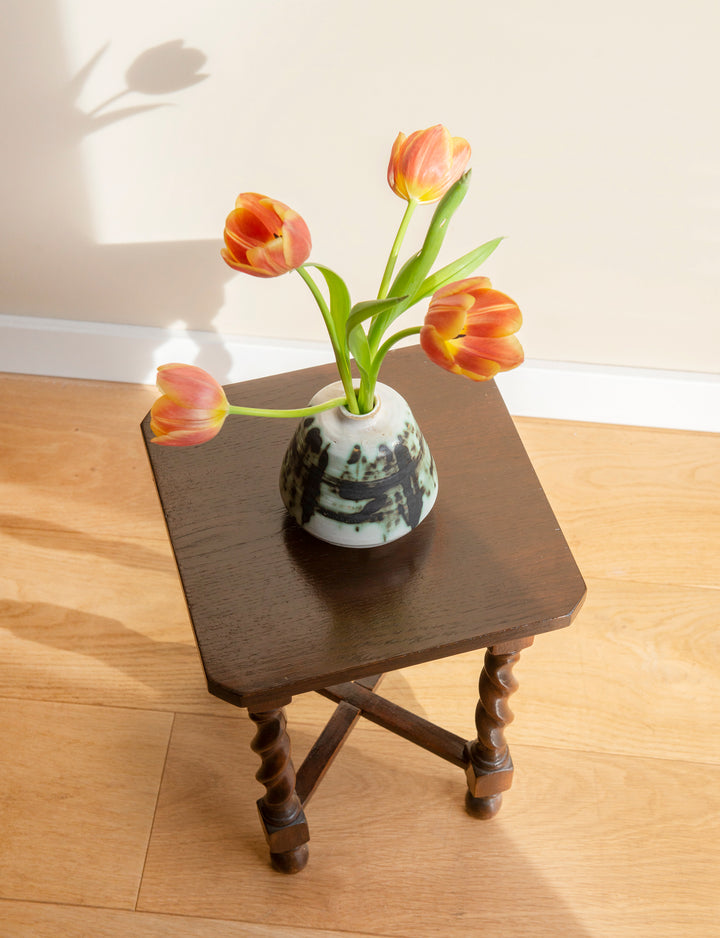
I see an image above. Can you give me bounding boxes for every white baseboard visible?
[494,360,720,433]
[1,314,717,432]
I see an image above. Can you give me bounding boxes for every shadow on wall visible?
[0,2,234,377]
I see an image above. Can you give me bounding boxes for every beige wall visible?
[3,0,718,373]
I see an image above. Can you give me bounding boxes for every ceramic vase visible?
[279,381,438,548]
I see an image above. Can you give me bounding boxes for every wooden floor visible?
[1,372,718,938]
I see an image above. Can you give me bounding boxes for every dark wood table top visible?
[142,347,586,709]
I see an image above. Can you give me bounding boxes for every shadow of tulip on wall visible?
[77,39,208,132]
[0,12,233,378]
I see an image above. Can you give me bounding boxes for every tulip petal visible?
[247,238,294,277]
[151,427,222,446]
[400,125,453,202]
[387,132,408,198]
[224,206,274,250]
[150,395,227,429]
[280,210,313,268]
[220,245,253,273]
[451,135,472,169]
[156,363,227,410]
[422,293,473,339]
[150,395,227,446]
[221,253,279,278]
[433,276,491,302]
[465,289,523,337]
[420,324,460,373]
[450,335,525,380]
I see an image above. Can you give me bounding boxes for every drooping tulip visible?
[221,193,312,277]
[420,277,524,380]
[150,363,229,446]
[387,125,471,204]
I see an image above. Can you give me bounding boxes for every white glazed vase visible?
[279,381,438,548]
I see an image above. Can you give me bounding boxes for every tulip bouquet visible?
[151,125,524,446]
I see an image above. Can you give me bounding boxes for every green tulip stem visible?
[296,266,360,414]
[360,326,422,409]
[377,199,418,300]
[226,396,347,419]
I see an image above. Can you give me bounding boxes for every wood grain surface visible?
[1,370,718,937]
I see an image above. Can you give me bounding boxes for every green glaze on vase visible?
[279,381,438,548]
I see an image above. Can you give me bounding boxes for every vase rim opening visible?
[340,394,380,420]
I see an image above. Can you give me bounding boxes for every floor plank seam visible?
[578,573,720,591]
[0,694,191,717]
[134,906,397,938]
[0,897,399,937]
[515,741,720,769]
[0,896,139,915]
[134,711,176,913]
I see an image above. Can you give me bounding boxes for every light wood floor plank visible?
[0,537,341,726]
[514,417,720,589]
[0,900,376,938]
[0,699,172,908]
[0,537,220,713]
[0,374,161,542]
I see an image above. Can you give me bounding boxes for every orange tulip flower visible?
[221,193,312,277]
[420,277,524,381]
[150,363,229,446]
[387,125,471,203]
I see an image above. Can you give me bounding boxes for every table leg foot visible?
[464,638,533,818]
[465,791,503,819]
[271,843,310,874]
[249,706,310,873]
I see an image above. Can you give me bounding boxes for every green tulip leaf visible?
[308,264,352,340]
[345,296,408,338]
[348,322,371,372]
[411,237,504,303]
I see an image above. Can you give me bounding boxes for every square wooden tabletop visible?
[142,348,586,709]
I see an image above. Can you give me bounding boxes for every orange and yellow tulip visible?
[221,193,311,277]
[420,277,524,381]
[387,125,471,204]
[150,363,229,446]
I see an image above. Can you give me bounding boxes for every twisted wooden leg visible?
[248,706,309,873]
[464,637,534,818]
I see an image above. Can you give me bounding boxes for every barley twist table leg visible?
[464,637,534,819]
[248,706,309,873]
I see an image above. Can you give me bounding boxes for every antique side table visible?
[141,347,586,873]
